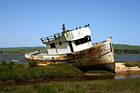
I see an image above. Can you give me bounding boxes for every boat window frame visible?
[110,43,112,52]
[75,36,91,46]
[59,42,62,46]
[87,36,91,41]
[50,43,56,48]
[75,40,80,45]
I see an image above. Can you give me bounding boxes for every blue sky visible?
[0,0,140,47]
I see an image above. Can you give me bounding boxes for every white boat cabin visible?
[41,24,93,55]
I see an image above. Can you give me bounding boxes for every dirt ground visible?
[115,63,140,74]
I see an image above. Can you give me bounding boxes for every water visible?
[0,54,140,64]
[84,74,140,80]
[115,54,140,61]
[115,74,140,79]
[0,54,28,64]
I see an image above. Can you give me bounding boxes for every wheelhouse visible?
[40,24,92,55]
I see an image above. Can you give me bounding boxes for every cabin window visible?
[75,40,80,45]
[80,38,85,44]
[84,36,88,42]
[59,42,62,46]
[110,43,112,52]
[75,36,91,46]
[87,36,91,41]
[50,43,56,48]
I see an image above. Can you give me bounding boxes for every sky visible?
[0,0,140,48]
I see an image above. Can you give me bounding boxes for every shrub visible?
[28,61,37,68]
[33,84,56,93]
[0,86,13,91]
[0,73,9,81]
[14,73,26,82]
[48,63,83,78]
[55,84,64,92]
[9,61,15,66]
[1,60,8,65]
[124,61,139,67]
[8,61,15,69]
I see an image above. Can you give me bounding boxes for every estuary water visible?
[115,54,140,62]
[0,54,28,64]
[0,54,140,64]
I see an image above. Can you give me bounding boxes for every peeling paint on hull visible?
[25,37,115,72]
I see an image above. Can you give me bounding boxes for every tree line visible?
[114,49,140,54]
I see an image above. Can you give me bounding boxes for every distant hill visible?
[113,44,140,50]
[0,44,140,54]
[0,46,46,54]
[113,44,140,54]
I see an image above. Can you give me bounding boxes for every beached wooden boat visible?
[25,24,115,72]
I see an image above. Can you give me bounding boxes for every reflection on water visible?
[83,74,140,80]
[115,74,140,79]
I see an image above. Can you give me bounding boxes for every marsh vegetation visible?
[117,61,140,67]
[1,61,140,92]
[1,78,140,93]
[0,61,83,82]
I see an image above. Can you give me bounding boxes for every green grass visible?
[124,61,140,68]
[86,70,113,74]
[1,78,140,93]
[0,62,83,82]
[116,61,140,68]
[113,44,140,50]
[0,61,115,83]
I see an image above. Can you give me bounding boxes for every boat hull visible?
[25,37,115,72]
[76,63,115,72]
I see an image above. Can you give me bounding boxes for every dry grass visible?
[1,78,140,93]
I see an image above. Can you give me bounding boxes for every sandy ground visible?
[115,63,140,74]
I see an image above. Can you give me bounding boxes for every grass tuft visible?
[33,84,56,93]
[124,61,140,67]
[87,70,112,74]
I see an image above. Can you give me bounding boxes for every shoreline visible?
[84,62,140,76]
[115,63,140,74]
[1,61,140,75]
[1,60,140,75]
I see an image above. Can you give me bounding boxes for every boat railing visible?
[40,32,63,43]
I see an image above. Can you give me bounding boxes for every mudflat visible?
[115,63,140,74]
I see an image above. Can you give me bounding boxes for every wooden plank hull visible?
[25,37,115,72]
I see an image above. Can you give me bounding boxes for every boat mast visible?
[62,24,66,32]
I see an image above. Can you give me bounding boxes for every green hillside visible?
[0,47,46,54]
[113,44,140,50]
[113,44,140,54]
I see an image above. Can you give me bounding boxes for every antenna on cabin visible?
[87,24,90,26]
[62,24,66,32]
